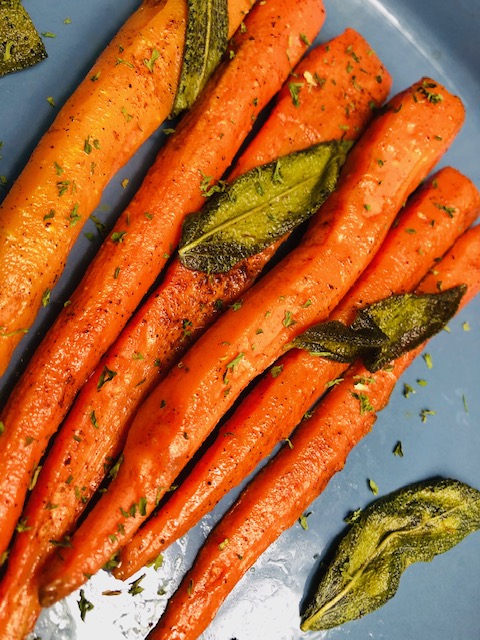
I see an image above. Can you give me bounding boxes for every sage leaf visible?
[0,0,47,76]
[301,478,480,632]
[358,285,466,371]
[291,318,387,362]
[292,286,466,372]
[172,0,228,116]
[178,140,351,273]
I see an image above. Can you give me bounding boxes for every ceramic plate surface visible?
[1,1,479,639]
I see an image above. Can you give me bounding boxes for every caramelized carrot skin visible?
[0,0,321,565]
[0,0,250,371]
[115,165,480,579]
[38,77,464,607]
[151,224,480,640]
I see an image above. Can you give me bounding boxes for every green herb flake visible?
[420,408,436,423]
[97,365,117,390]
[393,441,404,457]
[128,574,146,596]
[368,478,379,495]
[403,383,416,398]
[144,47,160,72]
[423,353,433,369]
[270,364,283,378]
[351,391,374,415]
[41,288,51,307]
[223,352,245,384]
[111,230,127,244]
[288,81,304,107]
[77,589,94,621]
[90,410,99,430]
[283,310,296,328]
[299,512,311,530]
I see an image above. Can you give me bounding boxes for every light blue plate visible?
[1,1,479,639]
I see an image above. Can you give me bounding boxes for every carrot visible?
[0,0,254,374]
[38,77,464,606]
[150,222,480,640]
[0,0,324,565]
[0,29,387,638]
[114,165,480,579]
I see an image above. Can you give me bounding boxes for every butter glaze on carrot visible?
[150,223,480,640]
[115,165,480,579]
[0,0,318,566]
[38,77,464,606]
[0,0,254,373]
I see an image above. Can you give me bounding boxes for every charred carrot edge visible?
[149,223,480,640]
[0,27,384,640]
[0,0,254,373]
[115,165,480,579]
[37,77,463,606]
[0,0,325,565]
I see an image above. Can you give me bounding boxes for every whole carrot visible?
[38,77,465,606]
[0,29,387,639]
[0,0,254,374]
[115,165,480,579]
[150,223,480,640]
[0,0,324,564]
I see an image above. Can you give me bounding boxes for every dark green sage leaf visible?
[292,318,387,362]
[172,0,228,116]
[357,285,466,371]
[0,0,47,76]
[301,478,480,631]
[178,140,351,273]
[293,286,466,372]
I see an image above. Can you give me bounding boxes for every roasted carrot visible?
[0,0,324,564]
[0,0,254,374]
[0,29,387,638]
[115,165,480,579]
[38,77,464,606]
[150,223,480,640]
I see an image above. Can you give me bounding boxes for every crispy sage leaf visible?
[0,0,47,76]
[291,318,388,362]
[301,478,480,631]
[293,286,466,372]
[178,140,351,273]
[172,0,228,116]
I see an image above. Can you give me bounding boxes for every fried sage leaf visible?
[291,318,388,362]
[0,0,47,76]
[172,0,228,116]
[293,286,466,372]
[301,478,480,632]
[358,285,465,371]
[179,140,351,273]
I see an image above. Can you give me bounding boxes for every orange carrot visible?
[0,0,254,374]
[38,77,464,607]
[150,222,480,640]
[115,165,480,579]
[0,29,387,638]
[0,0,324,565]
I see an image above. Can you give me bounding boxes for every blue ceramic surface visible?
[1,1,479,638]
